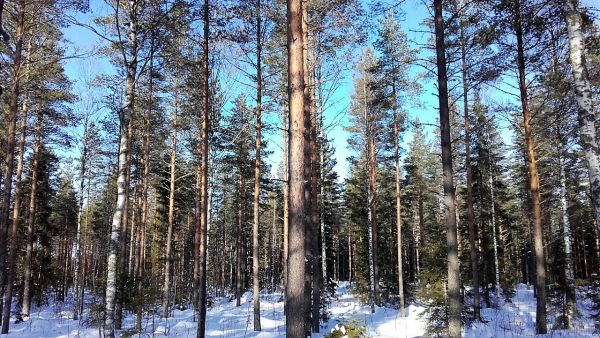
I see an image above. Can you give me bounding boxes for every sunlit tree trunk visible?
[235,172,244,307]
[558,137,575,328]
[309,31,320,334]
[300,1,314,333]
[485,128,501,303]
[282,99,289,298]
[2,56,29,332]
[514,0,546,333]
[562,0,600,234]
[0,0,25,302]
[163,81,179,318]
[252,0,263,329]
[104,2,138,336]
[286,0,306,335]
[73,108,87,322]
[392,87,405,317]
[21,85,40,319]
[195,1,210,335]
[363,73,378,313]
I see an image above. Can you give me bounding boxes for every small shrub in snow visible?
[81,301,104,328]
[120,329,138,338]
[589,273,600,333]
[325,320,367,338]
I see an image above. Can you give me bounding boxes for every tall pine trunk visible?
[309,32,321,333]
[392,87,405,317]
[319,81,327,288]
[135,36,155,331]
[235,172,244,307]
[300,2,314,333]
[163,79,179,318]
[433,1,461,336]
[0,0,25,301]
[22,111,41,318]
[195,1,210,336]
[2,62,29,333]
[270,196,278,291]
[514,0,546,333]
[459,3,480,319]
[286,0,306,335]
[252,0,263,329]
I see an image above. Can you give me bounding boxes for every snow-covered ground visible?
[2,282,597,337]
[467,283,597,337]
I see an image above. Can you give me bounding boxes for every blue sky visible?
[60,0,553,183]
[58,0,488,183]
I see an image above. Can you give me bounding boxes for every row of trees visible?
[0,0,599,337]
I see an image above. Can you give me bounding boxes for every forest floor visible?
[2,282,598,337]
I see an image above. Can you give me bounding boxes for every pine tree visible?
[286,0,306,335]
[433,1,461,335]
[346,48,388,312]
[373,10,417,316]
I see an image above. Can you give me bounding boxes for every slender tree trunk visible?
[107,101,132,337]
[0,0,25,303]
[252,0,263,329]
[128,200,136,278]
[81,185,91,314]
[433,1,461,336]
[196,1,210,336]
[116,76,136,331]
[309,31,320,334]
[363,74,378,313]
[163,87,179,318]
[459,5,480,319]
[563,0,600,233]
[392,88,405,317]
[286,0,306,335]
[73,114,87,321]
[135,187,146,324]
[594,218,600,274]
[319,94,327,289]
[105,2,137,335]
[236,173,244,307]
[282,99,289,296]
[270,196,277,291]
[136,36,155,330]
[349,234,353,283]
[558,142,575,328]
[485,128,501,303]
[0,0,5,96]
[22,105,42,318]
[220,211,226,297]
[2,66,29,333]
[514,0,546,333]
[418,184,425,259]
[300,2,314,333]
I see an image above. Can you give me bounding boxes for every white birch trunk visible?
[559,150,575,327]
[104,1,137,334]
[364,75,376,314]
[487,141,501,304]
[563,0,600,232]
